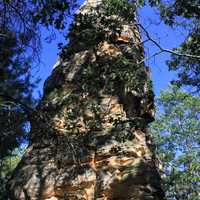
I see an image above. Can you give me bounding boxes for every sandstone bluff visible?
[8,0,165,199]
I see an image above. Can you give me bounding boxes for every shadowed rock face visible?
[7,1,165,199]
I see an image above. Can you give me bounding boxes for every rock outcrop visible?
[8,0,165,199]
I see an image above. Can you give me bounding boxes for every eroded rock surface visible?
[8,1,165,199]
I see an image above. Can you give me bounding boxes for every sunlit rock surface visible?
[8,0,165,199]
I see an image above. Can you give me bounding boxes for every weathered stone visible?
[7,0,165,199]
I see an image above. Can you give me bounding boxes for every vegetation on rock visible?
[0,0,200,199]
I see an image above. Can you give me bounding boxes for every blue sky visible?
[33,4,186,98]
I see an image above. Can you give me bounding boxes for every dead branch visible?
[136,23,200,61]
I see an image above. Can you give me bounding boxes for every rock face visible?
[8,1,165,199]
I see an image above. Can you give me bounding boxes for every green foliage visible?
[43,0,154,138]
[60,0,151,99]
[0,31,34,199]
[0,2,42,196]
[0,29,35,159]
[103,0,136,21]
[0,152,22,200]
[32,0,77,29]
[0,0,77,59]
[5,1,200,198]
[147,0,200,25]
[147,0,200,93]
[168,28,200,92]
[0,1,39,58]
[0,0,77,153]
[77,56,149,95]
[64,13,108,55]
[62,0,136,56]
[0,0,76,160]
[151,85,200,200]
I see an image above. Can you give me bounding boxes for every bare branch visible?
[0,93,34,114]
[0,33,8,38]
[138,50,163,65]
[136,23,200,60]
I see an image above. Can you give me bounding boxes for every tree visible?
[0,28,36,199]
[0,0,80,158]
[151,85,200,200]
[146,0,200,93]
[0,0,77,50]
[0,0,78,158]
[7,0,165,199]
[0,1,77,198]
[0,28,34,157]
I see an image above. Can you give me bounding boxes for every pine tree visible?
[7,0,165,199]
[0,28,35,200]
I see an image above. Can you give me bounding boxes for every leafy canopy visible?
[0,0,77,159]
[0,1,77,198]
[151,85,200,200]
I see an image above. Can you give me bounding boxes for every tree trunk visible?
[8,1,165,199]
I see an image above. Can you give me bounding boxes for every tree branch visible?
[0,93,35,114]
[138,50,163,65]
[0,33,8,38]
[136,23,200,60]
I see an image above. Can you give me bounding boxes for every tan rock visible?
[7,0,165,199]
[99,41,122,57]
